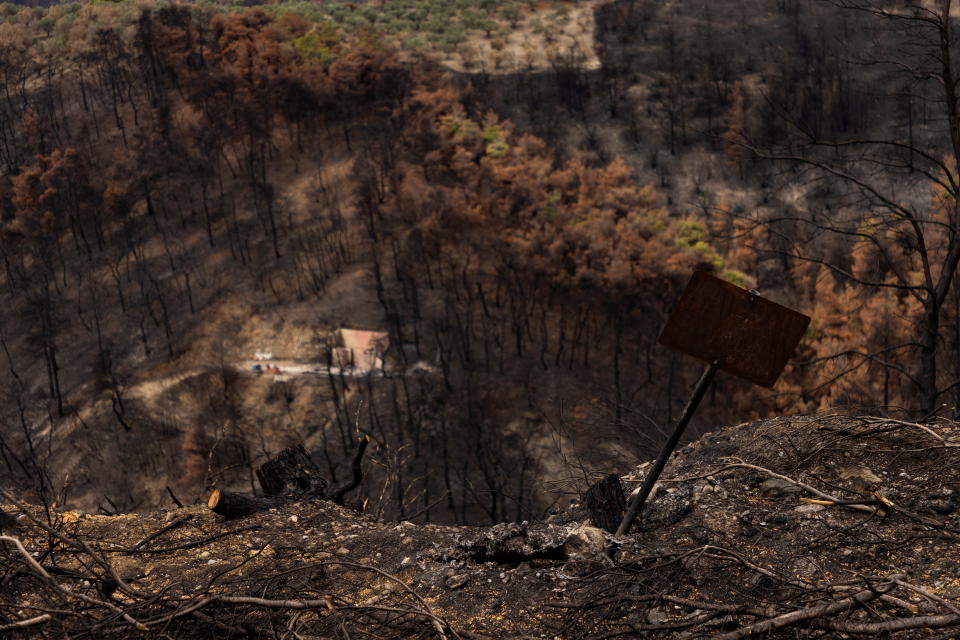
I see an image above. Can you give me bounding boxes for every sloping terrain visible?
[0,0,730,523]
[5,0,960,569]
[3,414,960,638]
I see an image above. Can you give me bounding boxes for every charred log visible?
[208,437,369,518]
[207,488,282,519]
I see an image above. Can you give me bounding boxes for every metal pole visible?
[616,361,718,536]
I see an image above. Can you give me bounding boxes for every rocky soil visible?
[3,414,960,638]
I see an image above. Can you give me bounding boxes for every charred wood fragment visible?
[585,473,625,533]
[207,489,282,519]
[165,486,184,508]
[256,444,328,499]
[0,508,18,534]
[132,514,193,550]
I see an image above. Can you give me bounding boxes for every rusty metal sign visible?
[618,271,810,535]
[658,271,810,388]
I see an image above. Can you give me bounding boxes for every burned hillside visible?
[3,415,960,638]
[4,10,960,640]
[0,0,772,522]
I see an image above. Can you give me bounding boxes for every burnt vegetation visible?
[2,0,960,635]
[0,0,759,524]
[3,415,960,638]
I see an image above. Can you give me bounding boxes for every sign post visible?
[616,272,810,535]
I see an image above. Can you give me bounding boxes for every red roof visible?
[338,329,389,354]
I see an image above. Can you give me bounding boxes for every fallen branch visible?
[710,577,896,640]
[0,614,52,632]
[798,494,891,513]
[812,613,960,633]
[861,417,959,446]
[892,578,960,616]
[0,535,149,631]
[718,459,879,514]
[0,535,51,578]
[546,593,772,617]
[334,605,452,639]
[133,515,193,549]
[121,524,261,554]
[142,575,449,639]
[330,434,370,505]
[697,546,816,591]
[329,559,449,639]
[0,491,86,550]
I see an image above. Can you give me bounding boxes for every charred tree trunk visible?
[585,473,626,533]
[919,298,939,416]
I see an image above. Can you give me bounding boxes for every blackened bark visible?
[330,434,370,505]
[207,489,280,519]
[585,473,626,533]
[256,444,328,499]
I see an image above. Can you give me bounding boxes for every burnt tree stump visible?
[208,436,370,519]
[257,444,328,499]
[585,473,626,533]
[207,489,282,519]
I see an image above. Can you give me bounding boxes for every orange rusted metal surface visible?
[658,271,810,388]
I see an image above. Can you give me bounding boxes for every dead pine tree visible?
[733,0,960,416]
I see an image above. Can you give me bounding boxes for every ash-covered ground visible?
[3,414,960,638]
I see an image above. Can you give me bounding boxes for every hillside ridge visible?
[3,414,959,638]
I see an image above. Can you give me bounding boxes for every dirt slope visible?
[3,414,960,638]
